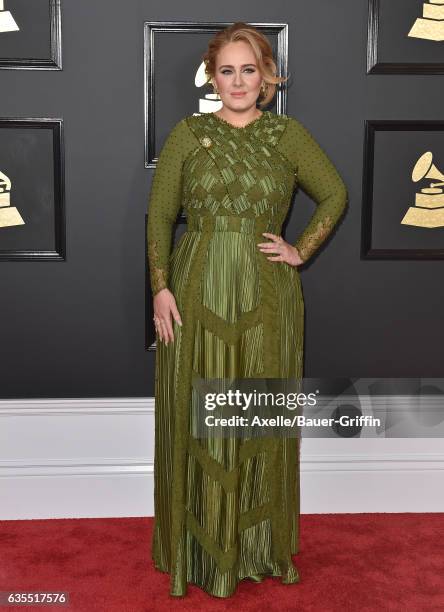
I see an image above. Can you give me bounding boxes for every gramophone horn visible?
[412,151,444,183]
[412,152,433,182]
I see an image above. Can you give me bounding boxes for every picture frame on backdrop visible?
[361,120,444,259]
[0,0,62,70]
[367,0,444,74]
[143,21,289,350]
[0,118,65,261]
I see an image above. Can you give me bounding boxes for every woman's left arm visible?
[278,116,348,263]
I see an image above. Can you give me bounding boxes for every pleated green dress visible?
[147,110,348,597]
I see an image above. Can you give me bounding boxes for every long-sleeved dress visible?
[146,110,348,598]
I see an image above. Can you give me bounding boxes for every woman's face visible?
[212,41,263,112]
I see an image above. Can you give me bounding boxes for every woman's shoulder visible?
[260,111,307,145]
[167,116,190,134]
[172,113,210,138]
[270,111,304,131]
[272,113,318,143]
[155,116,203,161]
[162,116,198,149]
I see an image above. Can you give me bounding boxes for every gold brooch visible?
[200,136,212,148]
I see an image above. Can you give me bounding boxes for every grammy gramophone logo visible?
[401,152,444,228]
[194,61,222,115]
[0,0,19,33]
[408,0,444,41]
[0,170,25,228]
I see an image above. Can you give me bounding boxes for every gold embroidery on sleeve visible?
[148,239,168,294]
[296,215,334,262]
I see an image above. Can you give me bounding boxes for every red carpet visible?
[0,513,443,611]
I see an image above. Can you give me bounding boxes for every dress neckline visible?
[210,110,266,130]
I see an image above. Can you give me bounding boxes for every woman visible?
[147,22,348,598]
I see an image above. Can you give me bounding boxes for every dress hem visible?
[152,554,301,598]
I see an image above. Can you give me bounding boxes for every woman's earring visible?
[260,81,267,94]
[212,80,219,94]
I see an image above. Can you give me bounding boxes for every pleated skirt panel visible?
[152,216,304,598]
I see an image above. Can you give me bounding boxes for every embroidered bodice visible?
[147,110,347,295]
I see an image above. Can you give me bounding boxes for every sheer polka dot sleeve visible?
[147,119,187,296]
[278,116,348,263]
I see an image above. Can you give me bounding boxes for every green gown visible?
[146,110,348,597]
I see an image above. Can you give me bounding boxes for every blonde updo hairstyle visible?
[203,22,288,109]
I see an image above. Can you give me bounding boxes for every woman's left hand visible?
[257,232,304,267]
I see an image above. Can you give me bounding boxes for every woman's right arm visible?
[147,119,187,343]
[147,118,187,296]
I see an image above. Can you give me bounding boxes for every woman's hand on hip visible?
[257,233,304,267]
[153,288,182,345]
